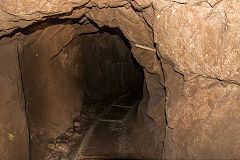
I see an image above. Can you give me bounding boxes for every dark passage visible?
[72,30,145,159]
[19,25,146,160]
[75,30,144,106]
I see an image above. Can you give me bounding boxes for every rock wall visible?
[19,24,83,159]
[0,0,240,159]
[0,38,30,160]
[153,1,240,159]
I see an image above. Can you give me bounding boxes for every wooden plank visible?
[135,44,156,52]
[111,104,133,108]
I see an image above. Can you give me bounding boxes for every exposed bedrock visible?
[0,0,239,159]
[0,39,30,160]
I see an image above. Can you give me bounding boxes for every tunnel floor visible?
[75,92,140,160]
[44,91,142,160]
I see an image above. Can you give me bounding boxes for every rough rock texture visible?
[153,1,240,159]
[0,38,30,160]
[145,70,165,129]
[129,117,165,159]
[19,24,83,160]
[19,23,89,137]
[1,0,240,159]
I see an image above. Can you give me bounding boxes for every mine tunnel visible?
[2,1,240,160]
[16,19,166,160]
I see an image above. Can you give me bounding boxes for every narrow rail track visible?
[73,92,140,160]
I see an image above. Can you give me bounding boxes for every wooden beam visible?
[111,104,133,108]
[135,44,156,52]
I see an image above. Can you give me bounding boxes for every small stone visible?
[73,121,80,127]
[72,132,81,139]
[65,128,74,137]
[56,143,69,153]
[47,143,55,150]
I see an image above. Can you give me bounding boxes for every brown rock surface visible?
[0,0,240,159]
[153,1,240,159]
[0,38,30,160]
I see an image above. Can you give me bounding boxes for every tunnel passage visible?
[73,29,144,106]
[18,22,160,159]
[3,0,237,159]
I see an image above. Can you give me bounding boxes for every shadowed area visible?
[19,25,160,159]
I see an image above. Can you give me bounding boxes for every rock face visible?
[19,24,85,159]
[153,1,240,159]
[0,0,240,159]
[0,38,30,160]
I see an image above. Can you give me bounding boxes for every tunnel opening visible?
[78,26,144,108]
[18,21,156,159]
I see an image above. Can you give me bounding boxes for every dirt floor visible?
[41,91,141,160]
